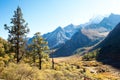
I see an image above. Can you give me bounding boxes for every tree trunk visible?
[33,54,36,65]
[16,39,20,63]
[52,57,54,69]
[33,48,36,65]
[39,54,42,69]
[51,51,54,69]
[17,22,20,63]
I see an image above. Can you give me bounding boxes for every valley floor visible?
[52,55,120,80]
[0,55,120,80]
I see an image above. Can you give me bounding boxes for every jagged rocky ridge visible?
[42,24,79,49]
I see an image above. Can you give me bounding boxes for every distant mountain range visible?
[83,13,120,32]
[53,13,120,57]
[28,13,120,57]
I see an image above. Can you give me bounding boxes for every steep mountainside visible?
[97,23,120,61]
[64,24,79,38]
[43,27,69,49]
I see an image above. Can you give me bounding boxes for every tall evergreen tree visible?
[31,32,49,69]
[4,6,29,63]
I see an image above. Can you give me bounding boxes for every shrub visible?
[82,49,99,61]
[1,63,41,80]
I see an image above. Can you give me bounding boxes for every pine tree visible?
[4,6,29,63]
[31,32,49,69]
[27,39,37,65]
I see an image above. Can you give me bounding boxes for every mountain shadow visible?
[96,23,120,69]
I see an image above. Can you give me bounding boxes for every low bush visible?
[1,63,41,80]
[82,49,99,61]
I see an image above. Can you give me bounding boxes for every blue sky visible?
[0,0,120,39]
